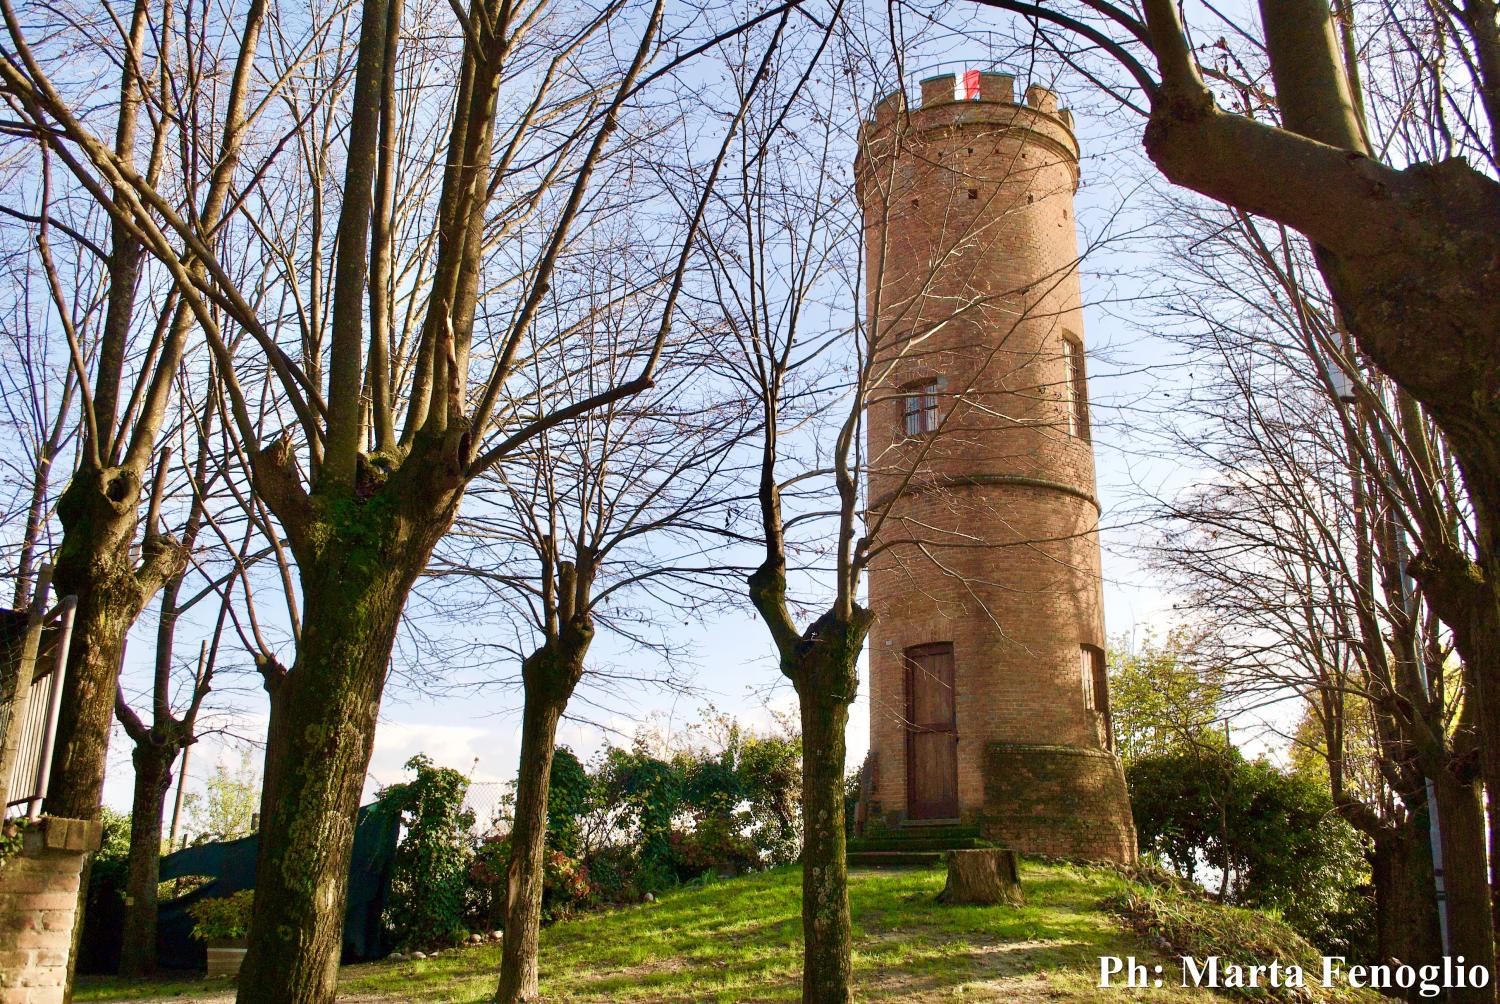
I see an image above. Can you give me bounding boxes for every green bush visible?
[462,717,803,920]
[467,832,593,924]
[1127,740,1374,958]
[188,889,254,942]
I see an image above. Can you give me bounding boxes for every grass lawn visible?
[72,860,1354,1003]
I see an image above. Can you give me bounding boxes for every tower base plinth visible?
[979,742,1136,864]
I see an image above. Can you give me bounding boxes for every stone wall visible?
[979,742,1137,863]
[0,817,102,1004]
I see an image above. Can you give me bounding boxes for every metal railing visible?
[1,565,77,820]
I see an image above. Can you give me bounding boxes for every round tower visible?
[856,69,1136,862]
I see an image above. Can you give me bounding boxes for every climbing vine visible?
[0,817,34,869]
[380,755,475,949]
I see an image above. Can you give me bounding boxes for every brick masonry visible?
[856,71,1137,863]
[0,817,103,1004]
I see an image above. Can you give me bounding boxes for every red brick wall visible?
[0,818,101,1004]
[857,72,1136,862]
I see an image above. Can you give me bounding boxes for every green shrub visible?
[1127,741,1374,958]
[188,889,254,942]
[467,833,593,923]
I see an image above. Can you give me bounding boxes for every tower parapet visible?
[858,69,1136,863]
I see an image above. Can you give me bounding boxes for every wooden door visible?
[905,643,959,819]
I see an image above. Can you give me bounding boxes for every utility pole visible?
[167,640,208,849]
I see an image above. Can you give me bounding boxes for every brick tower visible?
[854,69,1136,863]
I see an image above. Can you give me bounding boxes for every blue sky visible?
[96,10,1219,820]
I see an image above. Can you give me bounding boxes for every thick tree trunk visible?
[235,564,411,1004]
[1371,815,1442,974]
[937,849,1024,906]
[496,622,591,1004]
[118,744,174,977]
[46,472,149,820]
[1428,774,1496,1003]
[791,636,862,1004]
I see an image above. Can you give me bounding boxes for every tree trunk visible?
[793,645,859,1004]
[496,626,591,1004]
[1428,773,1496,1003]
[235,563,411,1004]
[494,701,563,1003]
[118,743,175,977]
[1411,547,1500,937]
[1371,815,1441,975]
[937,849,1024,906]
[46,471,149,820]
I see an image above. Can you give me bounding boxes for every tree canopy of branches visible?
[1139,195,1471,972]
[0,0,804,998]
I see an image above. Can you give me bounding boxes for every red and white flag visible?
[961,68,982,100]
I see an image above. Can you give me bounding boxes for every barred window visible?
[1062,335,1089,438]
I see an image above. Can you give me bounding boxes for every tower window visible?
[1081,645,1112,749]
[902,380,940,436]
[1062,334,1089,439]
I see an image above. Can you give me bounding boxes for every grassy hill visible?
[77,859,1382,1003]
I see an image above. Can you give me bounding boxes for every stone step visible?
[847,834,988,853]
[847,850,944,868]
[860,824,982,842]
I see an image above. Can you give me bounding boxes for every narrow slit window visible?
[902,380,940,437]
[1062,335,1089,438]
[1081,646,1095,709]
[1082,644,1112,750]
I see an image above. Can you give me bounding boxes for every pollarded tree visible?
[0,0,802,999]
[0,0,262,824]
[425,215,767,1000]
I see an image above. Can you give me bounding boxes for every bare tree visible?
[112,373,268,976]
[407,219,761,998]
[1143,198,1481,973]
[0,0,802,997]
[0,0,268,831]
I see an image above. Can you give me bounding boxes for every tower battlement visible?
[868,70,1073,133]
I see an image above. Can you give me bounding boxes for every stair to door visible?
[846,823,988,867]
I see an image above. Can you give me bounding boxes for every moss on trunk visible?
[118,743,175,977]
[779,609,869,1004]
[47,471,148,821]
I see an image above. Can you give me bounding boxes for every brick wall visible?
[857,71,1136,863]
[980,742,1138,862]
[0,817,102,1004]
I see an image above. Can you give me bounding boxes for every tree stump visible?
[936,849,1024,906]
